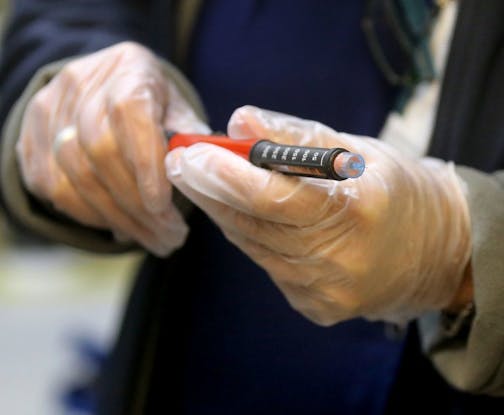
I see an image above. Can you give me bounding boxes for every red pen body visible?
[167,132,257,160]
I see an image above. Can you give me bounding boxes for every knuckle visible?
[290,232,314,257]
[16,132,31,161]
[71,164,96,194]
[23,172,45,197]
[134,156,153,175]
[29,92,46,111]
[48,178,71,209]
[16,145,49,197]
[59,62,81,85]
[312,121,335,139]
[336,292,362,317]
[140,182,163,209]
[109,94,135,119]
[319,274,363,316]
[338,189,378,227]
[304,263,364,317]
[230,105,254,122]
[116,41,145,55]
[286,293,336,327]
[86,137,118,167]
[249,191,277,217]
[26,89,51,118]
[312,317,336,327]
[110,41,157,69]
[113,42,156,66]
[231,211,259,237]
[302,309,337,327]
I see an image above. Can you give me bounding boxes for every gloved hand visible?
[17,42,209,256]
[165,106,472,325]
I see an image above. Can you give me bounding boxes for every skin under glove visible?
[17,42,209,256]
[165,106,472,325]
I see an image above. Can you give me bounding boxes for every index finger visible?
[107,72,171,214]
[166,143,347,226]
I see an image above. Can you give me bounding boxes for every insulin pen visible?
[165,131,365,181]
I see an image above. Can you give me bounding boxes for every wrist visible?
[445,260,473,313]
[437,261,475,338]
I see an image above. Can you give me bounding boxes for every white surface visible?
[0,300,119,415]
[0,245,139,415]
[380,1,458,157]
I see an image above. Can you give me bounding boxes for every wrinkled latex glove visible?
[165,106,471,325]
[17,42,210,256]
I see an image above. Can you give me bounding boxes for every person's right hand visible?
[17,42,209,256]
[166,106,472,325]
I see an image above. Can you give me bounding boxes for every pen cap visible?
[332,151,365,179]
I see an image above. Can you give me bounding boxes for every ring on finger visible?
[53,125,78,153]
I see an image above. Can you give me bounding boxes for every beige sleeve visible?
[418,167,504,396]
[0,56,206,253]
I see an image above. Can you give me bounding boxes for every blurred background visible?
[0,3,140,413]
[0,214,142,415]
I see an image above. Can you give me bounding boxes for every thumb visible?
[164,82,211,134]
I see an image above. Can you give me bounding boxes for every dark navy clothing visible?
[187,0,399,135]
[147,2,404,414]
[3,1,504,414]
[147,213,403,415]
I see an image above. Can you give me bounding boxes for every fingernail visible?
[165,149,182,177]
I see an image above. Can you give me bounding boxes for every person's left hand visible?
[165,106,471,325]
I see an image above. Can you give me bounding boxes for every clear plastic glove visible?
[17,42,210,256]
[165,106,471,325]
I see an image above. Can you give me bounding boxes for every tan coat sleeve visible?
[0,56,206,253]
[419,167,504,396]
